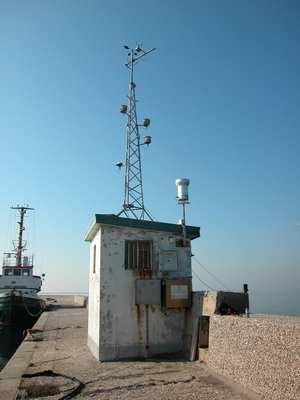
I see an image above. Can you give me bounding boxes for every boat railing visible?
[2,255,34,268]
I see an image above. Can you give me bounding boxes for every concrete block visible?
[199,348,209,363]
[203,291,249,316]
[74,295,88,307]
[199,316,210,348]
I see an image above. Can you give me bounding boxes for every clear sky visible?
[0,0,299,315]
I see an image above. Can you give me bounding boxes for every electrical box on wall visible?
[135,279,161,305]
[159,250,178,272]
[164,278,192,308]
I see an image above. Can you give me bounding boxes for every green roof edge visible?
[85,214,200,241]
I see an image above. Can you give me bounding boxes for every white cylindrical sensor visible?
[176,178,190,202]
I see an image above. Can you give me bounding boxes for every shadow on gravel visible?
[103,353,190,363]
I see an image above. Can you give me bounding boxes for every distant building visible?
[85,214,200,361]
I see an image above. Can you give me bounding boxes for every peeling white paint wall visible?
[88,224,193,361]
[87,229,101,359]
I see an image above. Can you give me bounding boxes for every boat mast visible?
[11,205,34,268]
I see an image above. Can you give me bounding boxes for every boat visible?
[0,206,45,328]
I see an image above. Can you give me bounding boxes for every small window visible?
[4,269,12,276]
[13,269,21,276]
[125,240,153,272]
[22,269,30,276]
[93,244,96,274]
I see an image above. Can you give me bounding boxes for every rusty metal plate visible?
[135,279,161,305]
[165,278,192,308]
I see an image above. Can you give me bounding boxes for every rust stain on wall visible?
[135,304,143,343]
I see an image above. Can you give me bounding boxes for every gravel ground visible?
[208,315,300,400]
[18,308,254,400]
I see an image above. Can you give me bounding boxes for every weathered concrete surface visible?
[0,312,48,400]
[40,294,88,308]
[88,225,193,361]
[0,295,86,400]
[183,291,204,358]
[207,315,300,400]
[5,306,255,400]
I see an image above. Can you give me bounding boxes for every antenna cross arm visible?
[11,206,34,210]
[126,48,156,66]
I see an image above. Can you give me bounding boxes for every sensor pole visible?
[176,178,190,244]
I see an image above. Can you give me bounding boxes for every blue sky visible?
[0,0,299,314]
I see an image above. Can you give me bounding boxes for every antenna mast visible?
[11,205,34,268]
[117,44,155,220]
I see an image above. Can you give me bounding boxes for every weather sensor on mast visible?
[116,44,155,220]
[176,178,190,242]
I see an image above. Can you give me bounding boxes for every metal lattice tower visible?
[117,45,155,220]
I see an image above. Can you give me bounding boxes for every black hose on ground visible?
[19,369,84,400]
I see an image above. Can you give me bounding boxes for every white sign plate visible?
[171,285,188,299]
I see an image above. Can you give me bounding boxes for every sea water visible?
[0,326,25,370]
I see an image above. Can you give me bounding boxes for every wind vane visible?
[116,44,155,221]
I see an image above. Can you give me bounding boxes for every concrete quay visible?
[0,296,255,400]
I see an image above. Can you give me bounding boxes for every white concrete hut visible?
[85,214,200,361]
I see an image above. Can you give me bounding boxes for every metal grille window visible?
[125,240,153,272]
